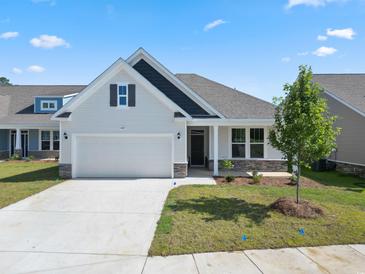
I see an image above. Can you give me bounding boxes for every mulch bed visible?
[270,197,324,218]
[214,176,323,188]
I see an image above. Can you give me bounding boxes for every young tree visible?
[0,77,12,86]
[269,65,340,203]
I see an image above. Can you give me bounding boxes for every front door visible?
[190,130,205,166]
[10,130,28,158]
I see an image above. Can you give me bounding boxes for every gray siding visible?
[29,129,39,150]
[325,93,365,165]
[0,129,9,150]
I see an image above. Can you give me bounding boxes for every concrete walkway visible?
[144,245,365,274]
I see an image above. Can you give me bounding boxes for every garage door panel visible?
[74,135,172,178]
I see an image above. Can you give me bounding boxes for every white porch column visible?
[213,125,219,176]
[15,128,21,150]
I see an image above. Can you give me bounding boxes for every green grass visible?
[0,161,62,208]
[149,171,365,256]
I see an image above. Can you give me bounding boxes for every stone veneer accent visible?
[209,159,288,172]
[174,163,188,178]
[330,160,365,178]
[28,150,59,159]
[0,151,8,160]
[59,164,72,179]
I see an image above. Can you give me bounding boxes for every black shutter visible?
[110,84,117,107]
[128,84,136,107]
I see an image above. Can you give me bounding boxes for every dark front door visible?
[191,134,205,166]
[10,130,28,158]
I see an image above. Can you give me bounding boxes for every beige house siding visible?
[324,93,365,165]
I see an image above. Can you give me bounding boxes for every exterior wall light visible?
[177,132,181,140]
[63,132,68,140]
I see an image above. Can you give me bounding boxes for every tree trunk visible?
[296,165,301,204]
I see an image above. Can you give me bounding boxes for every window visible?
[53,131,60,150]
[41,131,51,150]
[231,128,245,158]
[250,128,264,158]
[118,85,128,106]
[40,100,57,111]
[40,130,59,151]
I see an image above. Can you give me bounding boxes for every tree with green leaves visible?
[0,77,12,86]
[269,65,340,203]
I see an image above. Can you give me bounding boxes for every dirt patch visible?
[270,197,324,218]
[215,176,323,188]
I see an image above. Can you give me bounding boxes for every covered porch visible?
[186,120,287,177]
[0,126,60,160]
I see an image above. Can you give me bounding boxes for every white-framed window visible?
[40,130,60,151]
[40,131,51,151]
[231,128,246,158]
[250,128,264,158]
[53,131,60,150]
[118,84,128,107]
[40,100,58,111]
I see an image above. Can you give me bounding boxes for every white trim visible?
[0,124,59,129]
[213,125,219,176]
[126,48,224,118]
[229,127,246,159]
[189,128,206,167]
[52,58,192,120]
[63,93,79,98]
[324,90,365,118]
[228,127,267,160]
[187,119,274,126]
[327,159,365,167]
[40,100,58,111]
[71,133,174,178]
[249,128,265,159]
[39,129,59,151]
[117,82,129,107]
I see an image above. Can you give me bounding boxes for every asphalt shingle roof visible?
[0,85,85,125]
[312,74,365,115]
[176,73,275,119]
[0,74,275,125]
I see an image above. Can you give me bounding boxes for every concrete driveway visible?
[0,178,191,274]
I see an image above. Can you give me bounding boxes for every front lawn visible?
[149,171,365,256]
[0,161,62,208]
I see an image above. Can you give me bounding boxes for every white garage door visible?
[73,135,172,178]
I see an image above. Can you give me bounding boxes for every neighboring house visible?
[0,48,285,178]
[313,74,365,177]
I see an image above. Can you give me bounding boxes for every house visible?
[313,74,365,177]
[0,48,286,178]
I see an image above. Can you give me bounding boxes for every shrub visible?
[10,153,22,161]
[290,174,298,184]
[252,171,263,184]
[225,175,235,182]
[221,160,234,170]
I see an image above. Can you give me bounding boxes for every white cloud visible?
[27,65,45,73]
[0,31,19,39]
[326,28,355,40]
[312,46,337,57]
[30,34,70,49]
[12,67,22,74]
[317,35,328,41]
[281,57,291,63]
[286,0,345,9]
[204,19,227,31]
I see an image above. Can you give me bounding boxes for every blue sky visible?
[1,0,364,101]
